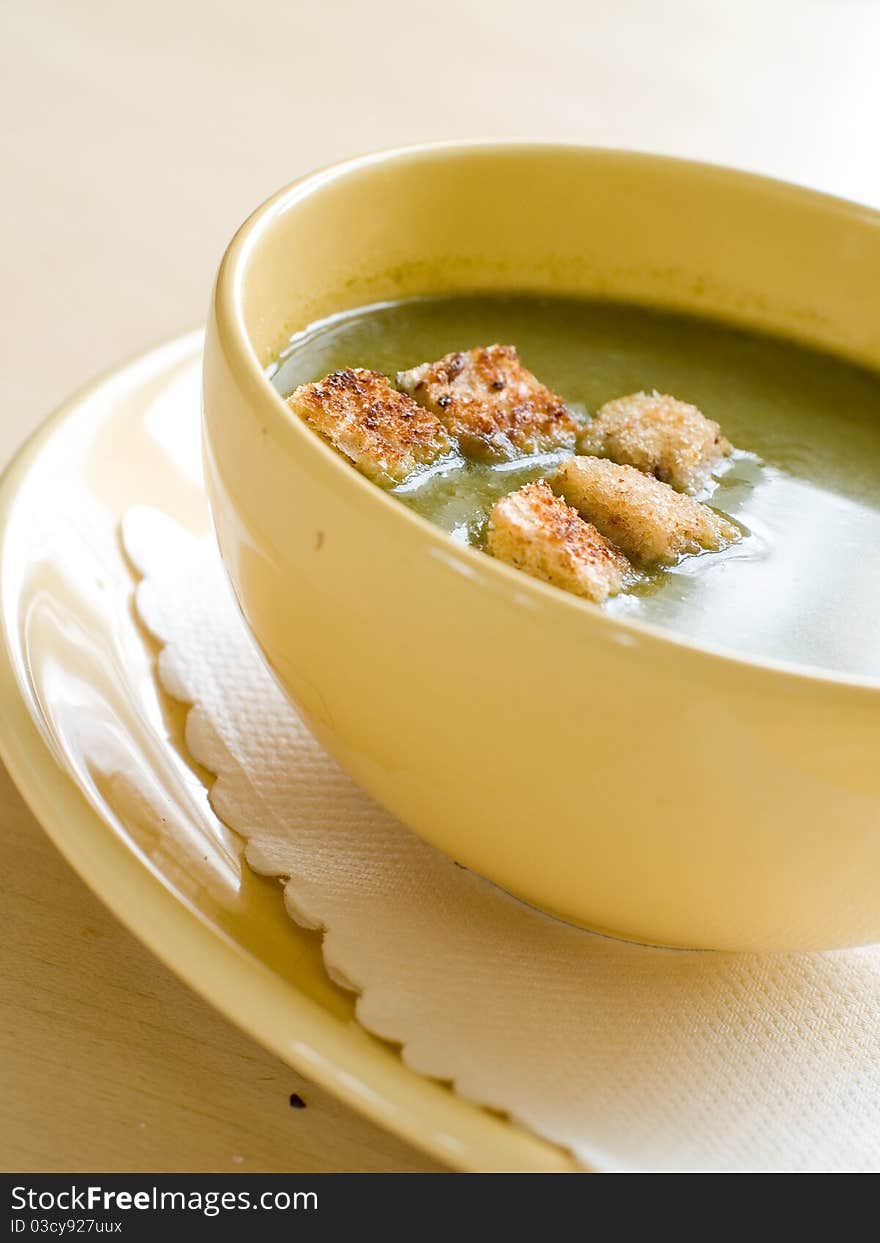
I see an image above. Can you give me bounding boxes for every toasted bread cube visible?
[578,390,731,494]
[486,480,630,603]
[554,457,739,566]
[289,368,452,486]
[398,344,578,462]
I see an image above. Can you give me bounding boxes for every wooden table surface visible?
[2,0,879,1173]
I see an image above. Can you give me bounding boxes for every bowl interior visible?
[230,144,880,374]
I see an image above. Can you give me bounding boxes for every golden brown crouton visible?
[289,368,452,486]
[554,456,739,566]
[486,480,630,603]
[398,344,578,462]
[578,390,731,494]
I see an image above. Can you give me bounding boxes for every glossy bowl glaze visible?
[203,144,880,952]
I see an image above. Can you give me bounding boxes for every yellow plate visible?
[0,333,575,1173]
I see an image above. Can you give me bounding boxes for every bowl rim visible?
[210,139,880,696]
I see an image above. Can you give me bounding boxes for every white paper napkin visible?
[123,505,880,1173]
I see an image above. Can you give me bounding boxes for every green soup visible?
[270,294,880,680]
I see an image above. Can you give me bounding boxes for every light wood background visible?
[2,0,879,1173]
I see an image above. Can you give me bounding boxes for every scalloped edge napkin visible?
[122,505,880,1173]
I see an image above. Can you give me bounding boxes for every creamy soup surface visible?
[270,294,880,680]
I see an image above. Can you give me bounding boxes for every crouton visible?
[578,390,731,494]
[554,456,738,566]
[398,344,578,462]
[486,480,630,603]
[289,368,452,486]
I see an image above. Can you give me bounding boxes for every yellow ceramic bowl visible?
[203,143,880,953]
